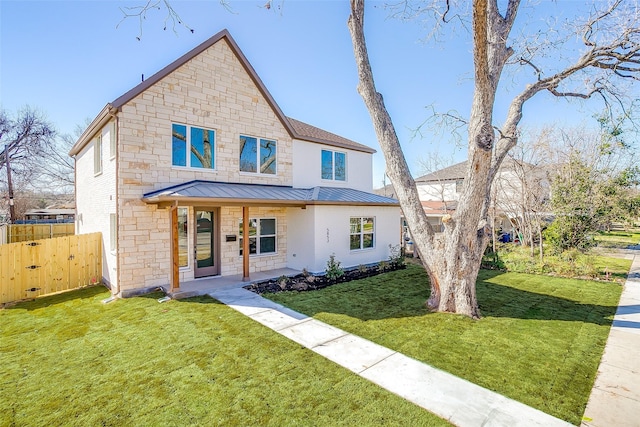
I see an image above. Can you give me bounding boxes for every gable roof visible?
[415,161,467,183]
[70,29,375,156]
[141,180,399,207]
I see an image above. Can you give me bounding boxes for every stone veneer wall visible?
[219,206,288,276]
[116,38,293,294]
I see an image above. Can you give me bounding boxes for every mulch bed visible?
[244,263,406,295]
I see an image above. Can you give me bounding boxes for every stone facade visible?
[73,31,400,297]
[113,39,292,294]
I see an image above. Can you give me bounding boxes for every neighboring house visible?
[415,159,549,234]
[69,29,400,298]
[20,208,75,224]
[376,159,549,237]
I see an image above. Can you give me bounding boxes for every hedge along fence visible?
[0,232,102,305]
[4,223,75,244]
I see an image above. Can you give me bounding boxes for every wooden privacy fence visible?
[0,232,102,305]
[5,223,75,244]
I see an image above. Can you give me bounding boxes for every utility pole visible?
[4,144,15,223]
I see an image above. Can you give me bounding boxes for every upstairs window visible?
[240,136,277,175]
[350,217,375,250]
[172,124,215,169]
[321,149,346,181]
[94,135,102,175]
[455,179,464,193]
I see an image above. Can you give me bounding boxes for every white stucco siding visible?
[292,139,373,191]
[292,205,401,273]
[74,121,118,290]
[417,181,458,201]
[286,207,316,271]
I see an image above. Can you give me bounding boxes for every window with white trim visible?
[177,208,188,267]
[321,149,346,181]
[172,123,215,169]
[109,213,117,252]
[109,121,116,159]
[239,218,277,255]
[94,135,102,175]
[239,135,277,175]
[350,217,375,250]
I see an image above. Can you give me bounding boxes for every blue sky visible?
[0,0,619,188]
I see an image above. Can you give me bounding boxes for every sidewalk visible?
[581,252,640,427]
[209,286,572,427]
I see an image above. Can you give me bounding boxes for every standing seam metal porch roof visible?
[142,181,400,207]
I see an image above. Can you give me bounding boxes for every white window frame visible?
[109,121,116,160]
[239,217,277,256]
[171,123,216,170]
[94,135,102,176]
[350,216,375,251]
[109,213,117,252]
[321,149,347,181]
[239,135,277,176]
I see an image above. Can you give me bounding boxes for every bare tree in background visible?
[493,127,553,261]
[349,0,640,318]
[0,107,57,222]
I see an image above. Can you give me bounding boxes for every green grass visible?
[267,265,623,425]
[0,286,450,427]
[484,244,632,282]
[594,230,640,248]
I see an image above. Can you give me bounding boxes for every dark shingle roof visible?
[287,117,375,154]
[415,161,468,183]
[142,181,399,207]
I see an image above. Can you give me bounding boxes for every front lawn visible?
[267,264,623,425]
[0,287,450,427]
[483,243,631,282]
[594,230,640,248]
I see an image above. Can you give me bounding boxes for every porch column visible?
[169,204,180,291]
[242,206,250,281]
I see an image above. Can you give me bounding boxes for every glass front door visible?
[194,209,218,278]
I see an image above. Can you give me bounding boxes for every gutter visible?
[69,104,118,157]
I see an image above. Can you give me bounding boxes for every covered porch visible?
[164,267,301,299]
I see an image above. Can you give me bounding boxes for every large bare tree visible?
[0,107,57,221]
[348,0,640,318]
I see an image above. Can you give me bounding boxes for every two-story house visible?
[69,29,400,298]
[413,159,549,238]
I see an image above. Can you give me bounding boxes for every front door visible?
[194,209,219,278]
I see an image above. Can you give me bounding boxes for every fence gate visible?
[0,233,102,305]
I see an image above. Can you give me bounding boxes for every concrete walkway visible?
[581,252,640,427]
[209,286,572,427]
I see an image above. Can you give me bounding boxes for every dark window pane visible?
[260,139,277,175]
[260,236,276,253]
[321,150,333,179]
[363,233,374,248]
[260,218,276,235]
[240,136,257,172]
[249,237,257,254]
[335,152,346,181]
[172,124,187,167]
[350,234,361,250]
